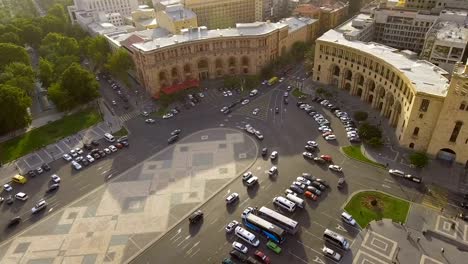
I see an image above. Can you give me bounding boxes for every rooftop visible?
[165,4,196,21]
[434,21,468,43]
[318,30,450,97]
[132,17,317,53]
[336,13,374,37]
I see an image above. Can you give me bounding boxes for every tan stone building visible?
[128,17,318,97]
[313,28,468,164]
[293,2,348,34]
[183,0,263,29]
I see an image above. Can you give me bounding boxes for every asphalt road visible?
[130,76,425,263]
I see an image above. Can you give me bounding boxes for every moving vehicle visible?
[267,77,278,86]
[7,217,21,227]
[145,118,155,124]
[246,176,258,187]
[31,199,47,213]
[329,165,342,172]
[71,161,82,170]
[252,108,260,115]
[235,226,260,246]
[250,89,258,96]
[3,184,12,192]
[257,206,299,234]
[226,192,239,204]
[46,184,60,193]
[268,166,278,176]
[189,210,203,224]
[323,229,350,250]
[270,151,278,160]
[51,174,61,183]
[12,175,27,184]
[244,213,286,244]
[168,135,179,144]
[261,148,268,157]
[15,192,28,201]
[337,178,346,189]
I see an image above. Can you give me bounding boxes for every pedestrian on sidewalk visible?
[441,248,444,254]
[417,237,420,242]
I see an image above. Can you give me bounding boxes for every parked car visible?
[289,185,304,194]
[307,186,321,196]
[62,154,72,161]
[270,151,278,160]
[341,212,356,225]
[303,152,314,159]
[268,166,278,176]
[51,174,61,183]
[254,250,271,264]
[226,193,239,204]
[3,184,13,192]
[46,184,60,193]
[261,148,268,157]
[320,155,333,162]
[232,242,248,254]
[266,241,282,254]
[242,171,253,181]
[337,178,346,189]
[310,181,327,191]
[41,163,51,171]
[225,220,240,233]
[322,246,342,261]
[304,191,318,200]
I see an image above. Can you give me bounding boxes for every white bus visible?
[257,206,299,234]
[235,226,260,247]
[323,229,349,250]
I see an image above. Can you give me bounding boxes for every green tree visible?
[82,36,111,69]
[304,45,315,72]
[0,32,21,45]
[39,15,66,34]
[40,32,80,59]
[0,63,36,95]
[354,111,369,122]
[38,58,55,89]
[0,43,30,70]
[20,24,43,48]
[366,137,383,148]
[49,63,100,111]
[53,54,80,76]
[47,4,68,23]
[358,122,382,140]
[0,84,32,134]
[224,76,241,89]
[409,152,429,168]
[290,41,309,61]
[106,49,134,85]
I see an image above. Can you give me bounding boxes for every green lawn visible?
[344,191,410,228]
[152,107,168,117]
[0,108,102,163]
[291,88,307,98]
[341,145,385,168]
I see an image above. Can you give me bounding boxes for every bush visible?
[409,152,429,168]
[358,122,382,140]
[367,137,384,148]
[354,111,368,122]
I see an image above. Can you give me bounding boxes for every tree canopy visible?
[81,35,111,69]
[38,58,55,89]
[409,152,429,168]
[0,84,32,134]
[0,62,36,95]
[0,43,30,70]
[48,63,100,111]
[0,32,21,45]
[106,48,134,85]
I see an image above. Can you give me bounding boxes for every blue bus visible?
[244,213,286,244]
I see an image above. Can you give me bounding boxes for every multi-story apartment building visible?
[68,0,139,25]
[181,0,264,29]
[155,3,197,34]
[313,28,468,164]
[373,8,438,53]
[293,1,349,34]
[126,17,318,97]
[405,0,468,11]
[335,13,375,41]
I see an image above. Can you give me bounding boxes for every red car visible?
[304,191,318,200]
[255,250,271,264]
[320,155,332,162]
[115,143,124,149]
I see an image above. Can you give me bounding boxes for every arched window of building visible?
[449,121,463,142]
[460,101,467,110]
[413,127,419,136]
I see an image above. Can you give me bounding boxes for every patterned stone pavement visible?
[0,128,257,264]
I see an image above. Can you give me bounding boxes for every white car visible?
[142,111,149,117]
[325,135,337,141]
[104,148,111,154]
[226,192,239,204]
[31,199,47,214]
[232,241,248,254]
[292,181,306,190]
[307,141,318,147]
[63,154,72,161]
[268,166,278,176]
[15,192,28,201]
[341,212,356,225]
[303,151,314,159]
[322,246,342,261]
[220,106,229,113]
[86,155,95,163]
[296,176,311,186]
[227,90,233,96]
[241,207,254,219]
[109,145,118,152]
[252,108,260,115]
[245,176,258,187]
[285,189,297,196]
[242,171,253,181]
[270,151,278,160]
[72,161,82,170]
[36,167,44,174]
[3,184,13,192]
[69,149,78,157]
[225,220,240,233]
[145,118,155,124]
[345,127,357,132]
[74,148,84,155]
[51,174,61,183]
[241,99,250,105]
[198,92,205,98]
[163,113,174,119]
[223,91,228,97]
[329,165,342,172]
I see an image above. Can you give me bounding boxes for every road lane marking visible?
[313,221,327,228]
[263,182,272,190]
[382,184,391,189]
[78,184,91,192]
[209,218,218,225]
[313,256,326,264]
[186,241,200,254]
[239,198,250,207]
[289,251,309,264]
[302,230,322,240]
[170,229,182,240]
[384,178,394,183]
[188,248,200,258]
[336,224,347,232]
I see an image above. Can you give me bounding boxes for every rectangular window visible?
[413,127,419,136]
[419,99,429,112]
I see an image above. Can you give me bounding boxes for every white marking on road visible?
[226,189,231,195]
[78,184,91,192]
[172,236,182,243]
[296,240,323,255]
[239,198,250,207]
[256,166,262,170]
[170,229,182,240]
[186,241,200,254]
[188,248,200,258]
[382,184,391,189]
[313,256,326,264]
[336,224,347,232]
[176,236,190,247]
[209,218,218,225]
[384,179,394,183]
[313,221,327,228]
[302,230,322,240]
[289,251,309,264]
[263,182,273,190]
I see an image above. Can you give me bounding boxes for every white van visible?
[286,194,305,208]
[273,196,296,212]
[104,133,115,142]
[235,226,260,247]
[249,89,258,97]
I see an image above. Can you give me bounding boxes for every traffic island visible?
[344,191,410,228]
[341,145,385,168]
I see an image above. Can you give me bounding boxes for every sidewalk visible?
[304,80,468,194]
[0,99,122,184]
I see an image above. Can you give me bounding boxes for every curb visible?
[127,129,259,263]
[340,145,386,169]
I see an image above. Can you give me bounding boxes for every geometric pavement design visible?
[353,231,398,264]
[0,128,257,264]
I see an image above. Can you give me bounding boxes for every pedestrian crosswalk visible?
[119,111,140,122]
[421,185,448,211]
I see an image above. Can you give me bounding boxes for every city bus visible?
[268,77,278,86]
[257,206,299,234]
[244,213,286,244]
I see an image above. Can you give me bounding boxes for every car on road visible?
[232,242,248,254]
[71,161,82,170]
[268,166,278,176]
[246,176,258,187]
[225,220,240,233]
[35,167,44,174]
[283,92,289,97]
[15,192,28,201]
[188,210,203,224]
[12,175,27,184]
[230,250,248,262]
[220,106,229,113]
[270,151,278,160]
[142,111,149,117]
[242,171,253,181]
[310,181,327,191]
[41,163,51,171]
[145,118,155,124]
[320,155,332,162]
[162,113,173,119]
[63,154,72,161]
[338,178,346,189]
[388,169,405,177]
[7,217,21,227]
[322,246,342,261]
[168,135,179,144]
[46,184,60,193]
[51,174,61,183]
[252,108,260,115]
[111,100,117,106]
[303,152,314,159]
[307,141,318,147]
[388,169,422,183]
[275,107,279,113]
[261,148,268,157]
[283,98,288,104]
[266,241,282,254]
[304,145,316,151]
[3,184,13,192]
[289,185,304,194]
[460,202,468,209]
[313,157,326,164]
[324,134,337,141]
[31,199,47,214]
[254,250,271,264]
[226,193,239,204]
[254,131,264,140]
[341,212,356,225]
[171,129,181,136]
[329,165,342,172]
[458,213,468,222]
[241,99,250,105]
